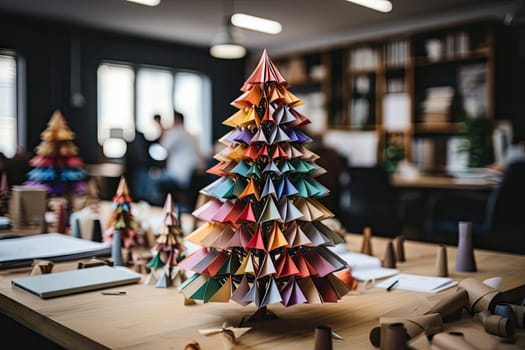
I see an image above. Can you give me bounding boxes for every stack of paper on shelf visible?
[421,86,454,123]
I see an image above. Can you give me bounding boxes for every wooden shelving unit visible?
[273,19,508,170]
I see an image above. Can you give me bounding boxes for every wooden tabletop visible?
[1,235,524,349]
[391,173,499,190]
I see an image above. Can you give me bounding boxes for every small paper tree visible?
[25,110,87,198]
[104,177,138,266]
[178,50,353,319]
[147,194,187,288]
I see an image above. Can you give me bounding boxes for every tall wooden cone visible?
[381,241,396,268]
[360,227,373,256]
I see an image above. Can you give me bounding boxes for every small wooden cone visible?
[381,241,396,268]
[360,226,373,256]
[436,244,448,277]
[394,235,406,262]
[314,325,333,350]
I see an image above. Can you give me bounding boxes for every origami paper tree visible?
[104,177,138,265]
[146,194,187,288]
[25,110,87,197]
[178,50,352,317]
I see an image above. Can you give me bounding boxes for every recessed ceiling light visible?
[125,0,160,7]
[231,13,282,35]
[345,0,392,13]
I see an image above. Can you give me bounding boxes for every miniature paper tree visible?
[146,194,187,288]
[25,110,87,197]
[104,177,138,265]
[178,50,352,318]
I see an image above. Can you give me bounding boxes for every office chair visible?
[340,166,402,237]
[426,161,525,254]
[478,161,525,254]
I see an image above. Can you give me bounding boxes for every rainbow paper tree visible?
[25,110,87,196]
[146,194,187,288]
[178,50,352,316]
[104,177,138,265]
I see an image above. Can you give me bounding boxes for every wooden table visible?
[1,235,524,349]
[391,173,498,191]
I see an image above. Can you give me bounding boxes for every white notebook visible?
[11,265,141,299]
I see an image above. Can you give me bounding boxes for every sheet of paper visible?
[375,273,458,293]
[328,245,399,281]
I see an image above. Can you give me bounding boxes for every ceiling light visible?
[345,0,392,13]
[210,43,246,59]
[125,0,160,7]
[210,17,246,59]
[231,13,282,34]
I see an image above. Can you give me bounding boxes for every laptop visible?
[12,265,142,299]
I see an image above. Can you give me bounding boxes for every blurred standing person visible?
[153,110,203,204]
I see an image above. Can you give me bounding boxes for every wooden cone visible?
[394,235,406,262]
[314,325,333,350]
[360,226,373,256]
[455,221,477,272]
[436,244,448,277]
[381,241,396,268]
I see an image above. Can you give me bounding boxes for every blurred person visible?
[152,110,203,205]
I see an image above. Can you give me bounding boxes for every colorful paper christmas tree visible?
[178,50,352,314]
[146,194,187,288]
[104,177,138,265]
[25,110,87,196]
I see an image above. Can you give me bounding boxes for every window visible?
[136,68,174,141]
[98,62,212,159]
[97,63,135,158]
[0,54,17,157]
[174,72,212,156]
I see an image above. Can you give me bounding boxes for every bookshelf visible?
[273,19,509,171]
[273,50,334,135]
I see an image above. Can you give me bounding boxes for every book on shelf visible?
[350,47,378,70]
[421,86,454,124]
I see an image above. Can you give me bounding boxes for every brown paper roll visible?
[382,241,396,268]
[314,325,333,350]
[380,322,408,350]
[458,278,504,313]
[407,332,431,350]
[435,245,448,277]
[431,332,478,350]
[426,289,468,322]
[379,313,443,339]
[477,311,515,338]
[510,304,524,328]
